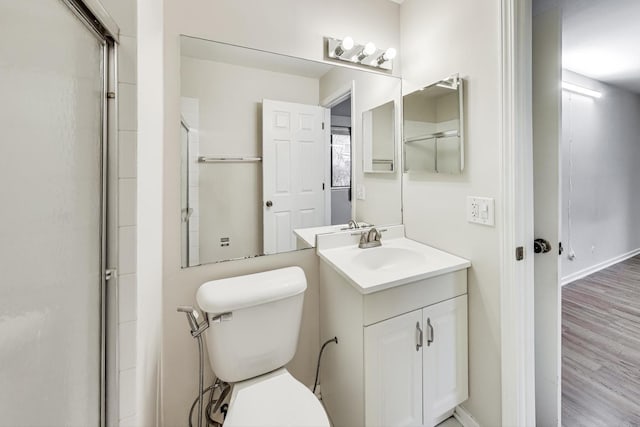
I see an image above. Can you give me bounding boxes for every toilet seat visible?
[223,368,330,427]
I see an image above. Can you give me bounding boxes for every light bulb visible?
[342,36,354,50]
[334,36,354,57]
[356,42,377,62]
[363,42,376,56]
[383,47,396,61]
[377,47,397,65]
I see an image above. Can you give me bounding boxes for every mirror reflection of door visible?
[262,99,329,254]
[330,96,352,225]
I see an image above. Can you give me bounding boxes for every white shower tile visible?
[119,321,136,371]
[118,131,137,178]
[118,35,137,85]
[118,226,136,275]
[118,274,136,323]
[119,368,136,419]
[119,178,136,226]
[118,83,137,131]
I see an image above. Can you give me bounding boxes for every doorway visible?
[321,85,355,226]
[531,0,640,424]
[330,96,353,225]
[0,1,115,425]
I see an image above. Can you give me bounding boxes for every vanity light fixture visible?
[561,81,602,98]
[326,36,396,71]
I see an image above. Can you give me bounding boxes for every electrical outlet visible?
[356,184,366,200]
[467,196,495,226]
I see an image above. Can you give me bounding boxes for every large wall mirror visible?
[403,75,464,174]
[180,35,402,267]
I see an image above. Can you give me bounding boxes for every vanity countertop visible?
[317,225,470,295]
[293,223,370,248]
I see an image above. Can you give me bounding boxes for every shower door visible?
[0,0,109,425]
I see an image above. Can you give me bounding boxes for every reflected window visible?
[331,128,351,187]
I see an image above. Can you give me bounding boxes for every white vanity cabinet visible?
[319,258,469,427]
[365,296,468,427]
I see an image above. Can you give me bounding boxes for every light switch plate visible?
[356,184,366,200]
[467,196,495,226]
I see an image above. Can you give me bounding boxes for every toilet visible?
[196,266,330,427]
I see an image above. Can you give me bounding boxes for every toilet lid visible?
[224,368,330,427]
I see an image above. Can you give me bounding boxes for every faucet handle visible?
[359,231,368,245]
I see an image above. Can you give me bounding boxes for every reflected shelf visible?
[198,156,262,163]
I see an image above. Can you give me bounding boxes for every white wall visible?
[181,57,320,263]
[399,1,503,425]
[561,70,640,282]
[137,0,163,424]
[158,1,401,426]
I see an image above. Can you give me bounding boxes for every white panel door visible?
[364,310,423,427]
[532,7,562,426]
[262,99,327,254]
[423,296,468,426]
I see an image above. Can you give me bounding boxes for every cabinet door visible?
[365,310,423,427]
[423,295,468,426]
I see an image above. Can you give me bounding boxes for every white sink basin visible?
[352,247,426,271]
[316,225,470,294]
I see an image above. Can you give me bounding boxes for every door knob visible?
[265,200,273,207]
[534,238,552,254]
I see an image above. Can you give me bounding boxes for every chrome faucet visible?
[359,227,382,249]
[347,219,360,229]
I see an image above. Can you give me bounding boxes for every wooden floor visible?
[562,255,640,426]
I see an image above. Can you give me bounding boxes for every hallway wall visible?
[561,70,640,283]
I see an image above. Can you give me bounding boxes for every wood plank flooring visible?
[562,255,640,426]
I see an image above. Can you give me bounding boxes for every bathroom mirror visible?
[403,75,464,174]
[363,100,395,173]
[179,35,402,267]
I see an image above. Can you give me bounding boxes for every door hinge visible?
[106,91,116,99]
[322,182,325,190]
[515,246,524,261]
[105,269,116,281]
[322,122,325,130]
[559,242,564,255]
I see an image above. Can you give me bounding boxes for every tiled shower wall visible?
[101,0,138,425]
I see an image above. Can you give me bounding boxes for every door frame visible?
[321,82,356,222]
[62,1,119,426]
[500,0,538,425]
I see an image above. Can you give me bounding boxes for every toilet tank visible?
[196,267,307,383]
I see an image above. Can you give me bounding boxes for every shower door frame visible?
[59,1,120,426]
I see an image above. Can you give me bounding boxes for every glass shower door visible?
[0,1,106,425]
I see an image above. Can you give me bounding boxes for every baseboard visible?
[561,247,640,286]
[453,405,480,427]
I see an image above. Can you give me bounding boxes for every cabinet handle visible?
[415,322,423,351]
[427,318,434,346]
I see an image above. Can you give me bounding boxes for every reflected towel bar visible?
[198,156,262,163]
[404,130,460,144]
